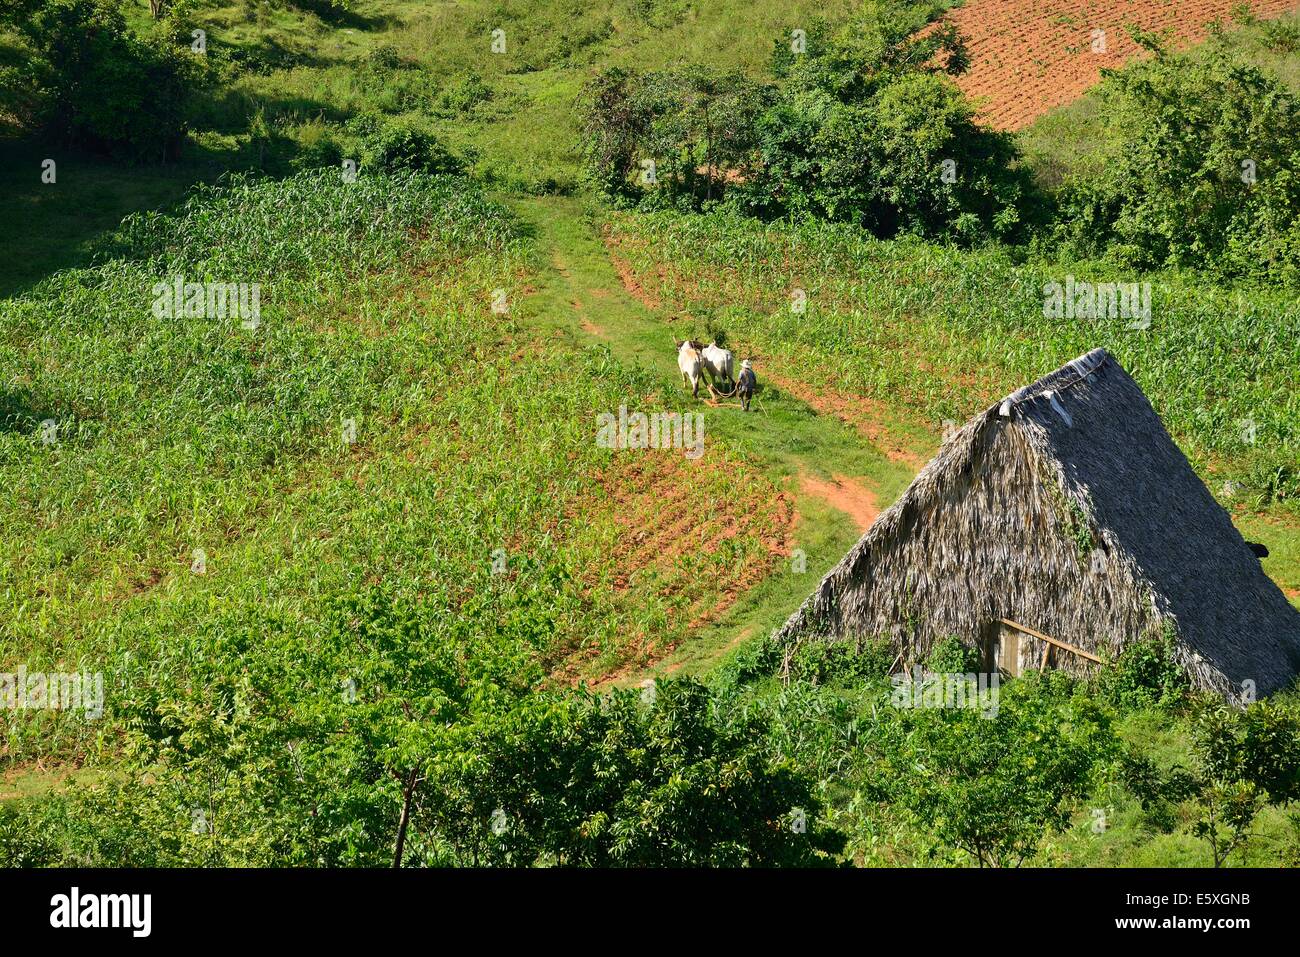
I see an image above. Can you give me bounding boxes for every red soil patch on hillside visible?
[607,250,662,309]
[602,227,665,309]
[557,453,793,684]
[944,0,1299,130]
[799,472,881,534]
[597,454,792,592]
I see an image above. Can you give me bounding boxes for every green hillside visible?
[2,0,1298,868]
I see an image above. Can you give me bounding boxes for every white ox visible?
[675,338,704,398]
[701,342,734,390]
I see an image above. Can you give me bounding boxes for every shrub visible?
[290,119,343,172]
[1050,46,1300,284]
[925,635,981,674]
[1122,701,1300,866]
[358,120,465,175]
[787,637,897,685]
[578,6,1031,241]
[578,65,766,206]
[1258,18,1300,54]
[1098,634,1192,712]
[6,0,208,159]
[437,73,493,115]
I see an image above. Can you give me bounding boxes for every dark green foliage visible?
[737,5,1026,241]
[925,635,980,674]
[356,119,466,175]
[3,0,208,159]
[873,672,1117,866]
[0,779,182,867]
[784,637,898,685]
[1049,45,1300,284]
[1097,634,1192,712]
[3,648,842,867]
[416,679,846,866]
[578,64,767,207]
[1118,747,1195,833]
[578,4,1029,240]
[1238,699,1300,804]
[577,66,652,198]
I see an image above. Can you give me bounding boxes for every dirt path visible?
[799,473,880,534]
[509,196,916,678]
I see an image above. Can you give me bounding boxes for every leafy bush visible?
[1098,634,1192,712]
[416,679,846,866]
[437,73,493,115]
[1121,700,1300,865]
[4,0,208,158]
[1050,44,1300,284]
[363,42,404,73]
[786,637,898,685]
[290,119,343,172]
[578,65,766,206]
[739,10,1026,242]
[1258,18,1300,54]
[358,119,465,175]
[925,635,981,674]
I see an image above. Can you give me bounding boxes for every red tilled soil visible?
[799,472,881,534]
[944,0,1300,129]
[558,453,794,684]
[595,455,793,594]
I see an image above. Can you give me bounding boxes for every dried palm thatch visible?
[775,348,1300,702]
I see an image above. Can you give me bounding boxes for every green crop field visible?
[1,0,1299,874]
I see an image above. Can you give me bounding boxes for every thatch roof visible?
[776,348,1300,700]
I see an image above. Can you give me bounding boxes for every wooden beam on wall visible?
[997,618,1103,664]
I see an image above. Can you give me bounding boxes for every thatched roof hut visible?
[776,348,1300,701]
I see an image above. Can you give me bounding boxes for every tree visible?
[1051,46,1300,284]
[7,0,209,159]
[577,66,654,199]
[875,673,1116,866]
[416,679,847,866]
[1121,700,1300,866]
[736,7,1030,240]
[578,66,766,206]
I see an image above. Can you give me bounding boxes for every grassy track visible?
[507,195,918,678]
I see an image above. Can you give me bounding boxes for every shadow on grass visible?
[0,385,54,434]
[0,137,238,298]
[196,84,349,136]
[287,0,391,31]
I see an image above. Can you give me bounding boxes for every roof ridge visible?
[997,347,1110,418]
